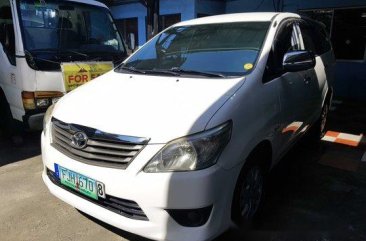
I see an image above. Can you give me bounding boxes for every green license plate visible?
[54,164,105,200]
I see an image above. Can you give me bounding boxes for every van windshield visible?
[18,0,125,55]
[122,22,270,77]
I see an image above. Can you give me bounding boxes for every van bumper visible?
[23,112,44,130]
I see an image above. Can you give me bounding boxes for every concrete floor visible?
[1,100,365,241]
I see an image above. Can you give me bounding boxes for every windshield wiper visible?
[117,66,146,74]
[30,48,89,58]
[117,67,180,76]
[63,49,88,57]
[117,66,225,77]
[145,68,180,76]
[25,50,60,65]
[170,68,226,78]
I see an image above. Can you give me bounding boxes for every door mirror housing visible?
[283,50,315,72]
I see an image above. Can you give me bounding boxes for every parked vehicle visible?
[41,12,334,241]
[0,0,128,134]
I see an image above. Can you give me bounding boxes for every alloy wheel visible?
[239,166,264,219]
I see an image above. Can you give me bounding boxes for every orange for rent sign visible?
[61,62,114,92]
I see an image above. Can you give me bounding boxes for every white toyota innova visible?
[42,12,334,241]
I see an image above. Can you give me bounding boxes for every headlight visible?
[144,121,232,173]
[43,104,55,135]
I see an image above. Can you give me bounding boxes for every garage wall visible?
[160,0,196,20]
[225,0,366,13]
[196,0,226,16]
[225,0,277,12]
[110,3,147,46]
[111,0,196,46]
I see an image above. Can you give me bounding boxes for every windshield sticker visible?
[244,63,253,71]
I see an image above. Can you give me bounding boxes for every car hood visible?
[52,72,244,144]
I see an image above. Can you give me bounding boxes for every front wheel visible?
[308,102,329,141]
[232,163,266,225]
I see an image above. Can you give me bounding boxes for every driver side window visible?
[263,21,302,83]
[0,2,15,65]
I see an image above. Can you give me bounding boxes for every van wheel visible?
[0,91,23,144]
[308,102,329,141]
[0,92,10,130]
[232,161,266,225]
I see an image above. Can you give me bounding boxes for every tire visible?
[308,102,329,141]
[0,91,12,132]
[0,90,23,144]
[232,159,267,226]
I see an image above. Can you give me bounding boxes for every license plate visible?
[54,164,105,200]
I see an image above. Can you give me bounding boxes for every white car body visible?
[42,12,334,241]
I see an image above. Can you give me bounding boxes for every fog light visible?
[36,98,50,108]
[167,205,212,227]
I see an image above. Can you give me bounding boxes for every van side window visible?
[263,21,301,83]
[310,22,332,56]
[0,3,15,65]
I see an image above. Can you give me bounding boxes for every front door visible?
[0,0,19,119]
[263,20,310,159]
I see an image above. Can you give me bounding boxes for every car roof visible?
[174,12,300,26]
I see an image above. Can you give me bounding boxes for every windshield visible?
[122,22,270,77]
[18,0,125,55]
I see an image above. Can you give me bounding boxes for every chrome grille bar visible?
[51,118,149,169]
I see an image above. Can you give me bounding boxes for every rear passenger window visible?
[300,20,331,56]
[312,25,332,55]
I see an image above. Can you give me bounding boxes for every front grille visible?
[46,168,148,221]
[51,118,150,169]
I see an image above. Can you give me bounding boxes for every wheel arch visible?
[245,139,273,173]
[322,85,333,108]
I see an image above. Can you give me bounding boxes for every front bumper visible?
[41,131,235,241]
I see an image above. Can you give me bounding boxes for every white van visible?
[0,0,127,134]
[41,13,334,241]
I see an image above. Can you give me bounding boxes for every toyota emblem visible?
[71,132,88,149]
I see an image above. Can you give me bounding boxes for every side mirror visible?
[283,50,315,72]
[127,33,136,51]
